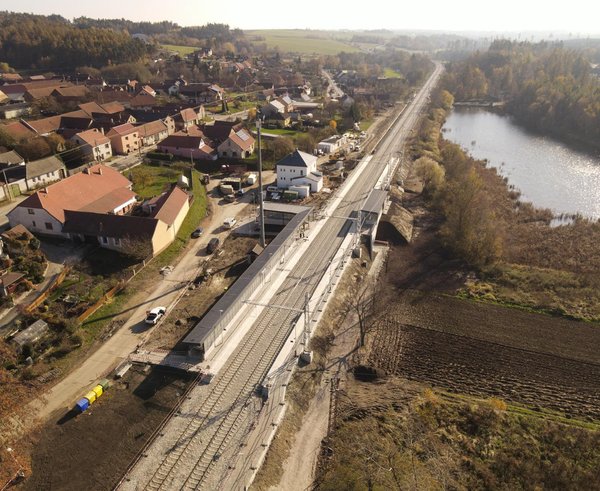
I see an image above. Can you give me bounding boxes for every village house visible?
[175,107,202,131]
[157,134,216,160]
[7,164,136,237]
[62,185,190,257]
[0,155,67,194]
[71,128,113,162]
[217,127,255,159]
[177,83,224,103]
[0,150,24,167]
[0,102,31,119]
[317,134,347,154]
[276,149,323,195]
[7,164,190,257]
[107,123,140,155]
[137,120,169,146]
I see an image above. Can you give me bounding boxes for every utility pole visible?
[2,168,13,202]
[256,112,266,248]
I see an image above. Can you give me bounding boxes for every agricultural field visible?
[160,44,198,56]
[246,29,360,55]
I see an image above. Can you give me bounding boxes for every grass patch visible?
[128,164,181,199]
[384,67,403,78]
[160,44,198,56]
[459,263,600,322]
[318,382,600,490]
[246,29,360,55]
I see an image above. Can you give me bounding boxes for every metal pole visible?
[256,117,266,248]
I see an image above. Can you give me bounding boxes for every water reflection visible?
[443,107,600,219]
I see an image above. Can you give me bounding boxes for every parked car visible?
[235,188,245,197]
[223,217,237,229]
[191,227,204,238]
[207,237,220,254]
[145,306,166,325]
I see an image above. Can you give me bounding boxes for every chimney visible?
[97,167,103,175]
[83,167,89,174]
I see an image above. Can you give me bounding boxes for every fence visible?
[77,252,155,324]
[22,267,70,314]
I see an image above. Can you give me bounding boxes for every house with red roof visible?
[157,134,216,160]
[71,128,113,162]
[106,123,140,155]
[7,164,135,237]
[137,120,169,147]
[7,165,190,256]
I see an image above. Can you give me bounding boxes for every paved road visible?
[119,64,443,491]
[322,69,344,99]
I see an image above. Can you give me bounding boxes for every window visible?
[27,208,34,215]
[101,236,108,244]
[104,144,109,149]
[45,222,53,231]
[113,237,120,246]
[125,136,129,141]
[32,221,36,227]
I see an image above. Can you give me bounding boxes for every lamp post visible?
[256,112,266,248]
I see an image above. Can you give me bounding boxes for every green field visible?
[246,29,360,55]
[384,67,403,78]
[161,44,198,56]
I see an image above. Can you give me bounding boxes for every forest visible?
[0,12,149,70]
[443,40,600,145]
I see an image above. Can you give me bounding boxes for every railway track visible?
[119,64,443,491]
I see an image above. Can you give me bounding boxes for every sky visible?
[10,0,600,35]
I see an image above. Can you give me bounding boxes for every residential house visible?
[8,164,136,237]
[217,127,255,159]
[0,89,8,104]
[137,120,169,146]
[129,93,156,109]
[317,135,347,154]
[157,134,216,160]
[107,123,140,155]
[0,155,67,194]
[0,73,22,83]
[276,149,323,195]
[51,85,90,102]
[71,128,113,162]
[0,102,31,119]
[178,83,224,103]
[174,107,202,131]
[62,185,190,256]
[138,85,157,97]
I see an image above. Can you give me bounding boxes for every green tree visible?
[414,157,445,195]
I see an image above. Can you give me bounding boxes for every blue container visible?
[75,398,90,413]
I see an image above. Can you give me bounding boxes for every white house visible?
[71,128,113,162]
[317,135,346,155]
[276,149,323,195]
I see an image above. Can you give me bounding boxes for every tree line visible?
[0,12,149,70]
[443,39,600,146]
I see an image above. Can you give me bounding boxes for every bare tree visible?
[347,275,377,347]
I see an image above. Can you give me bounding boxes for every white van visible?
[266,185,279,193]
[223,217,237,229]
